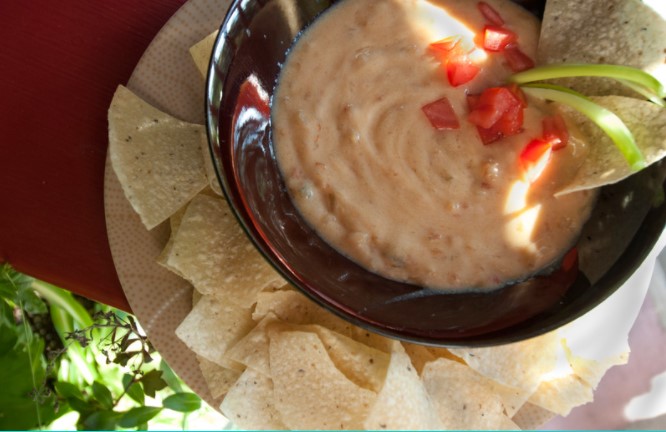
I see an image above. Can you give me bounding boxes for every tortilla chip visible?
[227,317,389,392]
[449,330,560,393]
[350,327,395,353]
[557,96,666,195]
[108,85,208,229]
[225,314,277,376]
[253,289,353,336]
[528,374,593,416]
[175,294,255,368]
[163,194,284,306]
[538,0,666,96]
[189,31,219,78]
[364,346,443,430]
[220,368,287,430]
[511,402,556,430]
[422,358,519,430]
[313,325,390,393]
[269,330,376,430]
[562,339,629,389]
[196,355,241,399]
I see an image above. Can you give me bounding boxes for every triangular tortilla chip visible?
[364,345,443,430]
[189,31,219,79]
[511,402,556,430]
[253,289,353,336]
[108,85,208,229]
[528,374,593,416]
[538,0,666,96]
[196,355,242,400]
[269,330,376,430]
[557,96,666,194]
[163,194,284,306]
[449,330,560,393]
[422,358,520,430]
[175,294,254,367]
[220,368,287,430]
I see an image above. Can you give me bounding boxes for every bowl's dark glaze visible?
[206,0,666,346]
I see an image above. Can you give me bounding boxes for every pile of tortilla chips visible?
[107,0,666,429]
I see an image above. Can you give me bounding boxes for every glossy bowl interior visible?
[205,0,666,346]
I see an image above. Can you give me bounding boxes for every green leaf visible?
[0,302,18,351]
[123,373,145,405]
[92,381,115,411]
[54,381,84,400]
[140,370,168,398]
[118,406,162,428]
[162,392,201,413]
[522,84,646,170]
[67,396,95,414]
[81,410,122,431]
[0,331,58,430]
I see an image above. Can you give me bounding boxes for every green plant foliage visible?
[0,264,219,430]
[163,392,202,413]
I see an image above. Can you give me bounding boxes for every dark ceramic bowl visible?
[205,0,666,346]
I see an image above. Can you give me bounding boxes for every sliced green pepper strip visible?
[510,64,665,99]
[522,83,646,171]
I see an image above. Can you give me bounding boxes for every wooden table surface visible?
[0,0,189,311]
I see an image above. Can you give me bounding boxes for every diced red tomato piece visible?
[422,97,460,130]
[505,83,527,108]
[494,104,524,136]
[468,86,525,144]
[482,25,518,52]
[542,114,569,150]
[503,44,535,72]
[428,36,467,61]
[519,139,553,183]
[446,58,480,87]
[474,106,524,145]
[468,87,521,129]
[476,123,505,145]
[477,1,504,26]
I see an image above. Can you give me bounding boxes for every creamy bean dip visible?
[272,0,597,290]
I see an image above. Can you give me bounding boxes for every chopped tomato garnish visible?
[494,104,524,136]
[468,86,525,144]
[422,97,460,130]
[468,87,522,129]
[428,35,479,87]
[542,114,569,150]
[519,139,553,183]
[428,36,467,61]
[482,26,518,52]
[503,44,535,72]
[505,83,527,108]
[477,1,504,26]
[446,58,480,87]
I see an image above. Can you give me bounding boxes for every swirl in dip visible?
[272,0,597,290]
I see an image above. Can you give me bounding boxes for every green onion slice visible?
[522,83,646,171]
[510,64,665,99]
[615,79,666,108]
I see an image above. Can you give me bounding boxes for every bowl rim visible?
[204,0,666,347]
